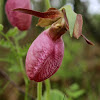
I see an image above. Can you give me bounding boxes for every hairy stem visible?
[45,79,51,100]
[0,31,11,42]
[14,37,29,100]
[37,82,42,100]
[25,81,29,100]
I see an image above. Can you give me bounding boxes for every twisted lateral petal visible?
[13,8,63,19]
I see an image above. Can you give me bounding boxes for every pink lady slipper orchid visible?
[5,0,32,31]
[14,7,94,82]
[26,27,65,82]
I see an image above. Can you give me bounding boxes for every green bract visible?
[61,5,77,37]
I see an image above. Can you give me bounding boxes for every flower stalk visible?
[37,82,42,100]
[45,79,51,100]
[14,37,29,100]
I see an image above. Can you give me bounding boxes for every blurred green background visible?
[0,0,100,100]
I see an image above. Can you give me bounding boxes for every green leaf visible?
[72,90,85,98]
[0,39,12,48]
[66,83,85,99]
[6,27,19,37]
[70,83,79,91]
[0,24,3,31]
[43,89,67,100]
[66,89,85,99]
[6,51,18,63]
[18,44,31,57]
[62,5,77,37]
[8,64,21,72]
[16,31,27,40]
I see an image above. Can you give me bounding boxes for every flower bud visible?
[26,29,64,82]
[5,0,32,30]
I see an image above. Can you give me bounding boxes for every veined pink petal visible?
[26,29,64,82]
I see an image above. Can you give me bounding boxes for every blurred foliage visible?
[55,33,86,79]
[0,24,3,31]
[0,81,9,95]
[66,83,85,100]
[42,89,67,100]
[42,83,85,100]
[0,0,4,24]
[0,26,29,73]
[0,24,31,100]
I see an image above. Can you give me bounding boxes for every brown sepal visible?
[62,8,69,30]
[13,8,63,19]
[36,8,62,27]
[73,14,83,39]
[73,14,94,45]
[36,18,60,27]
[47,8,57,11]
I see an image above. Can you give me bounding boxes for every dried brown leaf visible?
[36,18,60,27]
[73,14,83,39]
[81,34,94,45]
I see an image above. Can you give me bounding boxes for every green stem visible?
[45,0,51,9]
[37,82,42,100]
[45,79,51,100]
[25,81,29,100]
[14,38,29,100]
[14,38,25,78]
[0,32,11,42]
[0,31,16,51]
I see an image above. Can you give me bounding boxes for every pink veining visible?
[26,29,64,82]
